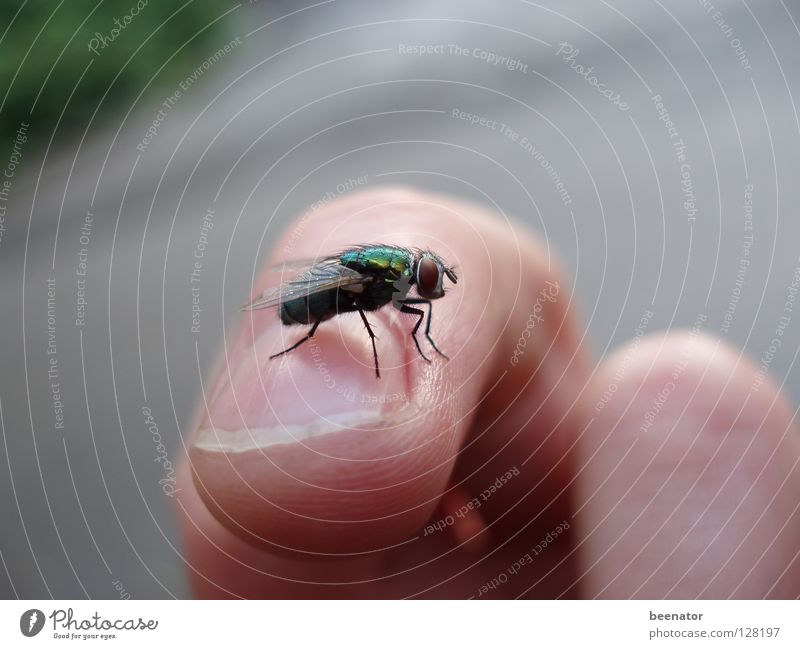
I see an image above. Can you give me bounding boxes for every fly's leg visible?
[270,317,322,359]
[399,302,431,363]
[401,298,448,359]
[357,308,381,378]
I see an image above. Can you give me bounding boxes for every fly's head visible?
[412,251,458,300]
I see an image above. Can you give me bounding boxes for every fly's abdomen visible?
[280,290,340,325]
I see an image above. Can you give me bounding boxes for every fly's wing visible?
[261,257,323,272]
[240,259,368,311]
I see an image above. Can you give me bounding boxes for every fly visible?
[241,244,458,378]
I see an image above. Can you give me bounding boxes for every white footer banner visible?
[1,600,797,647]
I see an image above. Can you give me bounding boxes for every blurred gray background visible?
[1,0,799,598]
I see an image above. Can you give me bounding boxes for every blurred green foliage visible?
[0,0,232,150]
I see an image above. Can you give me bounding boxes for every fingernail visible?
[193,313,413,451]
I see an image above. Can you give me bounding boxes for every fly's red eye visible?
[416,256,441,296]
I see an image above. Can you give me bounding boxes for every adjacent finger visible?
[576,331,800,598]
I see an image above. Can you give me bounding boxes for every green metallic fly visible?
[242,245,458,377]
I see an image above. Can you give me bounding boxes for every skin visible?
[177,187,800,598]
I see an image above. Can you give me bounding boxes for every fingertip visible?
[189,186,493,554]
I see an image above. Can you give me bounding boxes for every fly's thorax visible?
[339,245,413,277]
